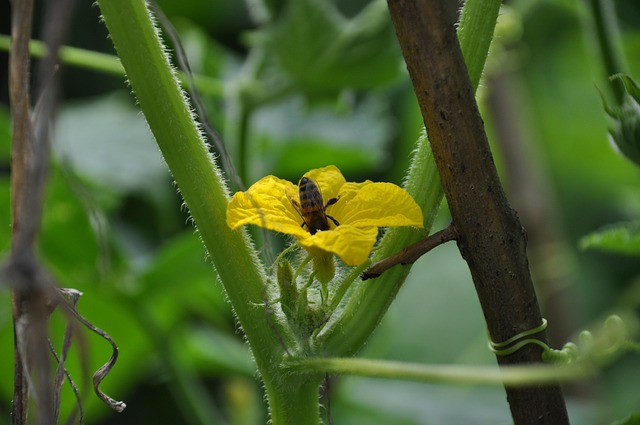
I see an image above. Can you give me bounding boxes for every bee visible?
[290,177,340,235]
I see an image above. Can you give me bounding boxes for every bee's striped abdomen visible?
[299,178,325,213]
[298,177,330,234]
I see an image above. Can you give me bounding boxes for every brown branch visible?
[9,0,37,254]
[8,0,56,423]
[5,1,128,423]
[386,1,569,424]
[362,225,456,280]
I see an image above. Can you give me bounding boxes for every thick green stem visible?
[318,134,440,355]
[319,0,500,356]
[96,0,274,358]
[94,0,502,421]
[264,376,323,425]
[96,1,318,423]
[457,0,501,91]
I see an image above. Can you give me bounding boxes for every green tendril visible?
[489,315,636,367]
[489,319,549,356]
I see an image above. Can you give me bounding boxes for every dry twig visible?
[5,1,125,422]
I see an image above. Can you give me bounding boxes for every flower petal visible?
[226,167,424,267]
[327,181,372,221]
[299,225,379,266]
[226,175,309,238]
[337,182,424,228]
[304,165,346,201]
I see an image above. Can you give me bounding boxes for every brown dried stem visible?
[386,0,569,423]
[362,225,457,280]
[8,0,55,422]
[6,0,125,422]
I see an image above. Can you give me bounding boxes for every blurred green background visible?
[1,0,639,424]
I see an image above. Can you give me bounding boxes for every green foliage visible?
[601,74,640,167]
[253,95,392,179]
[580,220,640,256]
[2,0,640,424]
[252,0,401,96]
[611,413,640,425]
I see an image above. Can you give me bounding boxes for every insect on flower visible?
[290,177,339,235]
[226,165,424,266]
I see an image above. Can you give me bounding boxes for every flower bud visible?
[602,74,640,167]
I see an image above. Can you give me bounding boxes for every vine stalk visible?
[96,1,321,422]
[386,0,569,423]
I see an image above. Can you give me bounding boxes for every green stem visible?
[264,376,323,425]
[318,0,501,356]
[587,0,628,105]
[284,357,589,386]
[95,2,318,423]
[0,34,223,97]
[329,261,370,312]
[317,135,441,355]
[457,0,501,92]
[0,33,124,76]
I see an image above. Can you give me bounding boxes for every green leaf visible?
[39,170,104,284]
[614,74,640,102]
[184,326,255,377]
[255,0,401,94]
[579,220,640,256]
[610,413,640,425]
[54,93,168,199]
[54,94,186,241]
[252,95,392,179]
[138,231,232,328]
[273,142,380,177]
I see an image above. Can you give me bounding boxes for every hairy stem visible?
[284,357,589,386]
[96,1,323,422]
[318,0,499,358]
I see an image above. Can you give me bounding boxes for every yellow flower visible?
[226,165,424,266]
